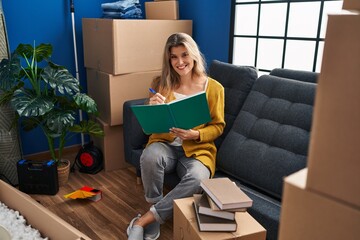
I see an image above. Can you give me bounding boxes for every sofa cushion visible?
[217,74,317,199]
[123,98,149,170]
[209,60,258,148]
[270,68,318,83]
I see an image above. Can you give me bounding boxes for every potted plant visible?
[0,42,104,185]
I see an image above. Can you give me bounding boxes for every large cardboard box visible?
[87,69,161,126]
[343,0,360,10]
[82,19,192,75]
[173,197,266,240]
[306,12,360,208]
[91,117,129,171]
[0,180,90,240]
[279,169,360,240]
[145,1,179,20]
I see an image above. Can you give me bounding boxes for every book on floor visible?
[130,91,211,134]
[193,194,237,232]
[64,186,102,202]
[200,178,253,210]
[194,193,236,220]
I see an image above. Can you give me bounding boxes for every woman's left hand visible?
[170,128,200,141]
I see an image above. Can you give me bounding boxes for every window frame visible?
[229,0,343,73]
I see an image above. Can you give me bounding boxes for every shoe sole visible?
[144,232,160,240]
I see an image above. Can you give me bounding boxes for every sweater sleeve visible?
[196,78,225,143]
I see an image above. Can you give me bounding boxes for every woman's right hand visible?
[149,93,166,105]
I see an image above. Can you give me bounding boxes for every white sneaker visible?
[127,214,143,240]
[144,221,160,240]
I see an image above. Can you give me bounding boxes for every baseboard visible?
[23,144,82,161]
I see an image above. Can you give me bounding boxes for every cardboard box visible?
[145,1,179,20]
[343,0,360,10]
[87,69,161,126]
[173,197,266,240]
[306,12,360,208]
[0,180,90,240]
[82,19,192,75]
[279,169,360,240]
[91,117,129,171]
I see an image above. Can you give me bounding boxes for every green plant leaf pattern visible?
[15,43,52,62]
[0,54,21,91]
[45,110,76,137]
[74,93,98,113]
[69,120,104,137]
[42,66,80,95]
[11,89,54,117]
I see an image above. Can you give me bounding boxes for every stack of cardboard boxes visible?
[82,1,192,171]
[279,1,360,239]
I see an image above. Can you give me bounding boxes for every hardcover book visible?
[194,193,236,220]
[206,193,247,213]
[130,91,211,134]
[193,194,237,232]
[200,178,253,210]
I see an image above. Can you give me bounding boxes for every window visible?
[230,0,343,74]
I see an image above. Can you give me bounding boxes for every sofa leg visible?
[135,168,142,185]
[136,176,142,185]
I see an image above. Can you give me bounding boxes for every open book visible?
[131,91,211,134]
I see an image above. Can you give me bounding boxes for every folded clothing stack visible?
[102,0,143,19]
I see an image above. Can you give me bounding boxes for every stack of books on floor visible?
[193,177,253,232]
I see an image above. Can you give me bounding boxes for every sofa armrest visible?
[123,98,149,169]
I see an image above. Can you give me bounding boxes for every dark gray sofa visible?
[123,60,318,240]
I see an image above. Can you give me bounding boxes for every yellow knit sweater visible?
[146,77,225,176]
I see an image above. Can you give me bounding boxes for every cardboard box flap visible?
[0,180,90,240]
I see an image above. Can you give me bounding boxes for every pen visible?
[149,88,157,94]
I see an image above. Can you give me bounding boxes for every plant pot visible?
[57,159,70,187]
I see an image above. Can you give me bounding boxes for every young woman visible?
[127,32,225,240]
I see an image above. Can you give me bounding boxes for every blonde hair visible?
[152,33,207,99]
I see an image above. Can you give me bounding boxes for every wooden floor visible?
[29,153,173,240]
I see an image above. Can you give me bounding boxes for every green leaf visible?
[74,93,98,114]
[15,43,52,62]
[0,54,21,91]
[11,88,54,117]
[45,110,76,137]
[69,120,104,137]
[42,66,79,95]
[0,90,14,106]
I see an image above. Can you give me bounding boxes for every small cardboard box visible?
[173,197,266,240]
[87,69,161,126]
[145,1,179,20]
[82,18,192,75]
[279,169,360,240]
[306,12,360,208]
[0,180,90,240]
[343,0,360,10]
[91,117,130,171]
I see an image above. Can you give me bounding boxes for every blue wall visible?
[2,0,231,156]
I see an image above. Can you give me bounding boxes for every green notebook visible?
[131,91,211,134]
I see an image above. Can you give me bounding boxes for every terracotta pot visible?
[57,159,70,186]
